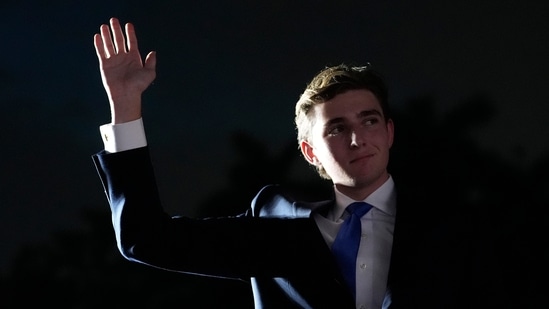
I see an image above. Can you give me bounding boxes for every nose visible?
[350,131,362,148]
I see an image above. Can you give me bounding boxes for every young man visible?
[92,18,469,309]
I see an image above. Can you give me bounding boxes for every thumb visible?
[144,51,156,70]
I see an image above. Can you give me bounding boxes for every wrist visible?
[109,96,142,124]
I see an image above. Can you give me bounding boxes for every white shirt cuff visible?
[99,118,148,153]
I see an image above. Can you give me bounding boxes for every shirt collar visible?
[330,175,397,221]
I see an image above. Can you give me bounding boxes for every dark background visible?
[1,0,548,307]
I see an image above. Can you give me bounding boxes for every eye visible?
[327,125,344,136]
[363,117,379,126]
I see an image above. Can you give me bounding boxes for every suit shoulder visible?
[250,185,313,218]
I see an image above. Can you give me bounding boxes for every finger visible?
[125,22,138,53]
[109,17,127,54]
[93,33,107,62]
[144,51,157,70]
[100,23,115,58]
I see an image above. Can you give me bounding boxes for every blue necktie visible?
[332,202,373,297]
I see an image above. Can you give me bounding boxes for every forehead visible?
[312,89,382,120]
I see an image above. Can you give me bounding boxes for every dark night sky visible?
[1,0,548,273]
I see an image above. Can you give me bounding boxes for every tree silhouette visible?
[1,95,547,308]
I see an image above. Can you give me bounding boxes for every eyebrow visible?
[358,109,383,118]
[324,109,383,127]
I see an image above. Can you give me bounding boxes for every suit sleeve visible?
[92,147,334,279]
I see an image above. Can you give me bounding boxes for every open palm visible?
[94,18,156,123]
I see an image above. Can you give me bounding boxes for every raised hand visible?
[94,18,156,124]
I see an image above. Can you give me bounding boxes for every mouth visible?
[350,154,374,164]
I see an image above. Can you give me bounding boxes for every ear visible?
[386,119,395,148]
[300,140,318,165]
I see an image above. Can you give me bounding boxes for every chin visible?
[353,173,385,187]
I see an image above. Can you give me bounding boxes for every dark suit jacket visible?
[92,146,479,309]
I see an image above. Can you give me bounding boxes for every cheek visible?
[312,138,336,161]
[323,140,347,163]
[369,131,392,149]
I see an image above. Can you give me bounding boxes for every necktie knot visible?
[346,201,373,218]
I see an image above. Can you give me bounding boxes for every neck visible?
[335,174,390,201]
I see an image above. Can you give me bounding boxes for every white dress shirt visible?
[313,179,396,309]
[99,118,147,153]
[99,118,396,309]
